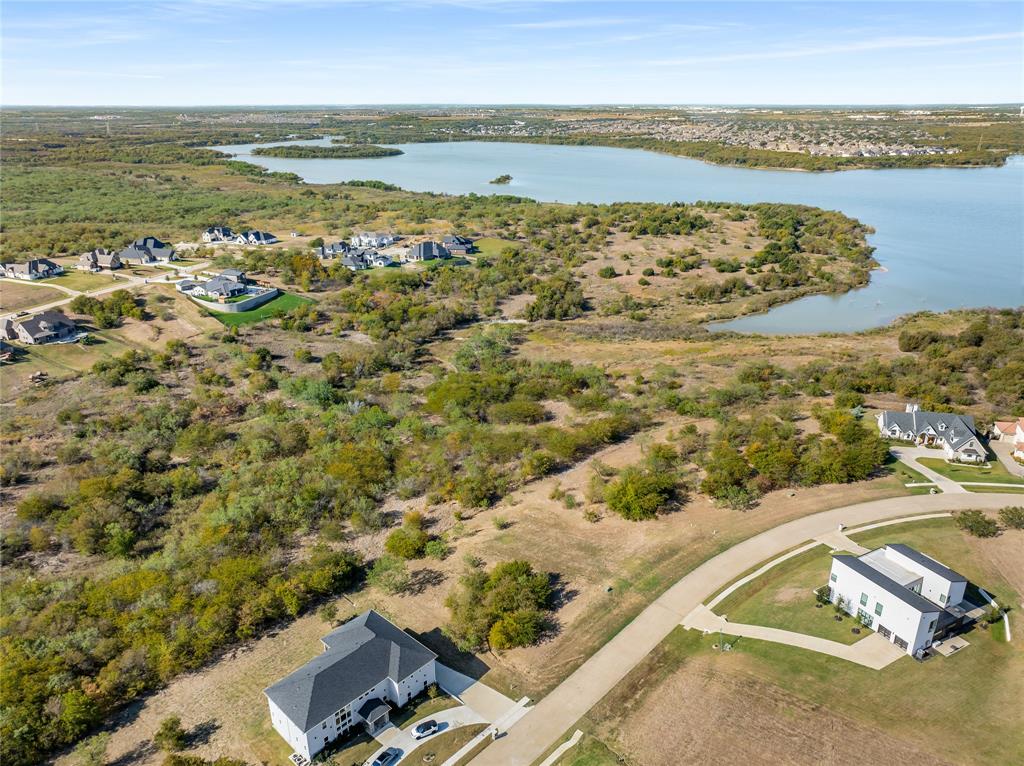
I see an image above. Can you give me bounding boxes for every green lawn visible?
[886,457,933,485]
[209,292,314,327]
[473,237,522,258]
[405,724,486,765]
[389,691,460,729]
[966,484,1024,494]
[849,517,1020,606]
[917,456,1024,485]
[712,545,866,644]
[49,271,122,292]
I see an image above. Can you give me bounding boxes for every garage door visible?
[878,625,891,640]
[893,635,908,650]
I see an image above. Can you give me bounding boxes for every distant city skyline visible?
[2,1,1022,106]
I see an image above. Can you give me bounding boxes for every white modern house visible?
[265,610,437,762]
[351,231,396,248]
[828,544,969,657]
[877,404,986,464]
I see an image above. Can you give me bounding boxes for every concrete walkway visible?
[814,528,869,555]
[469,493,1022,766]
[537,730,583,766]
[682,604,905,669]
[890,446,967,493]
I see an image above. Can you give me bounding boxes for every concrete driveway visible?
[889,446,967,493]
[364,705,487,766]
[469,492,1023,766]
[990,440,1024,479]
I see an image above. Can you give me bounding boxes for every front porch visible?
[358,698,392,735]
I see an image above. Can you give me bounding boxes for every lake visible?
[212,138,1024,334]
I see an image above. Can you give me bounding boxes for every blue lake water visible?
[213,138,1024,334]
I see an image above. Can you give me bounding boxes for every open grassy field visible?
[850,517,1021,605]
[0,280,66,312]
[473,237,522,258]
[918,457,1024,485]
[712,545,866,644]
[48,270,124,292]
[571,518,1023,766]
[207,292,314,327]
[0,334,135,398]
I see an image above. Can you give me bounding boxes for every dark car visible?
[371,748,401,766]
[413,719,438,740]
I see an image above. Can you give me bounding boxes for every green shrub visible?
[998,506,1024,529]
[384,526,429,559]
[954,510,999,538]
[597,266,618,279]
[604,467,676,521]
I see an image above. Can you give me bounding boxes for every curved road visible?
[470,492,1020,766]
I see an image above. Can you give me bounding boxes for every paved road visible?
[469,493,1021,766]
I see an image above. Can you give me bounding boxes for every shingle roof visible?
[264,610,435,732]
[833,555,941,613]
[878,409,978,450]
[885,544,966,583]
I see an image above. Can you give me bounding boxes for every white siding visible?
[829,558,938,656]
[884,547,966,607]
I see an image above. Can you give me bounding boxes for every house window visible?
[939,593,946,604]
[860,593,868,606]
[874,602,884,617]
[928,619,937,632]
[856,608,874,628]
[830,573,837,583]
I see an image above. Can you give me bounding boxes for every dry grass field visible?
[0,280,66,312]
[564,519,1023,766]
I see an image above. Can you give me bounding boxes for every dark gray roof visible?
[410,241,449,259]
[357,698,390,721]
[878,409,978,451]
[264,610,435,732]
[833,555,941,614]
[220,268,245,279]
[886,544,966,583]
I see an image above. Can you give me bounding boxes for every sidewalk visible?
[681,604,904,670]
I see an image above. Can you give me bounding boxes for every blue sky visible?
[2,1,1021,105]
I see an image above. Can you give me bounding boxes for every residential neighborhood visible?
[0,258,64,280]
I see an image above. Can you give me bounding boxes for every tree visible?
[154,715,187,752]
[524,274,586,321]
[367,555,411,594]
[384,526,429,559]
[954,510,998,538]
[72,733,110,766]
[998,506,1024,529]
[603,467,675,521]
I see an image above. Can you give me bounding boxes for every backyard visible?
[207,292,314,327]
[711,545,866,644]
[917,457,1024,485]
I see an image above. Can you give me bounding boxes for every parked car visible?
[413,719,438,739]
[372,748,401,766]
